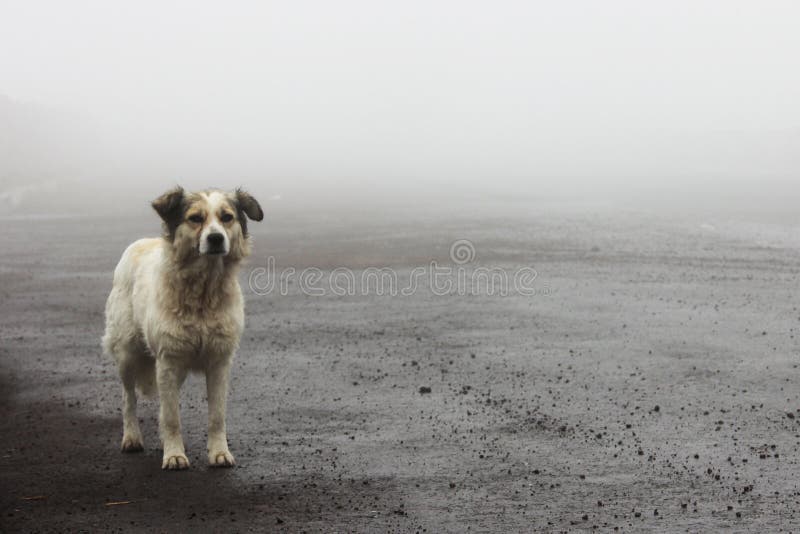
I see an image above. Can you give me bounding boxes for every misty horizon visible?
[1,1,799,215]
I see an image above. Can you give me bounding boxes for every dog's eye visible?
[187,214,204,223]
[220,212,234,223]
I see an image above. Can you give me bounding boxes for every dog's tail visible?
[102,333,158,399]
[133,356,157,398]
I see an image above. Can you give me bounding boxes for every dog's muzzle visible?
[206,233,226,255]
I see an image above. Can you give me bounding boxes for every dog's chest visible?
[147,300,244,362]
[142,261,245,361]
[174,309,242,359]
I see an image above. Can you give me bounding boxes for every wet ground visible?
[2,200,800,532]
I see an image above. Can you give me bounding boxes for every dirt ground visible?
[2,199,800,532]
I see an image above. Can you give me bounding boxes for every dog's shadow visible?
[0,380,404,532]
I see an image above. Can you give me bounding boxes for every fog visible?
[1,1,799,215]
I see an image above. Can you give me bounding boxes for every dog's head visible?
[152,187,263,262]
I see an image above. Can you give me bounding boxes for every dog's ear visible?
[151,186,186,238]
[236,189,263,221]
[233,189,263,239]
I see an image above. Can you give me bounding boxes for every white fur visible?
[198,191,231,256]
[103,236,244,469]
[103,187,261,470]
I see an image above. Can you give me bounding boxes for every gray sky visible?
[1,1,798,202]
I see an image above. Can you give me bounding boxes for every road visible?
[2,200,800,532]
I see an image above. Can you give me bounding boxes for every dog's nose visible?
[207,233,225,247]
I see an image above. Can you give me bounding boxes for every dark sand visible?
[2,200,800,532]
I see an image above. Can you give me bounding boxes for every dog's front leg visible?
[206,359,235,467]
[157,358,189,470]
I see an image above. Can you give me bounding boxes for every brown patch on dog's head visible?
[152,186,187,240]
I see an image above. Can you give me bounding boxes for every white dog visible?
[102,187,263,470]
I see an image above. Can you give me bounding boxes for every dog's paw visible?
[162,453,190,470]
[121,434,144,453]
[208,449,236,468]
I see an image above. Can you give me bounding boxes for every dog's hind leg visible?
[119,354,144,452]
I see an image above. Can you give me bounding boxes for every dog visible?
[102,187,263,470]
